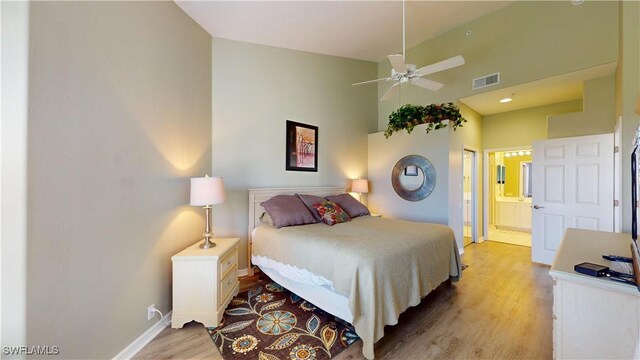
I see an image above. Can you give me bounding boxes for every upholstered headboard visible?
[247,186,345,274]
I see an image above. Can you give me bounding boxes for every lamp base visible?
[199,237,216,249]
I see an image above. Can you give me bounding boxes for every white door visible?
[531,134,614,265]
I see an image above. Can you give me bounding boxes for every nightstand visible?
[171,237,240,329]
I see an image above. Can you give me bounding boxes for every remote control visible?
[602,254,633,263]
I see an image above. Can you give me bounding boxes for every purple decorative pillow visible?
[296,194,327,222]
[325,193,370,218]
[312,201,351,226]
[260,195,317,229]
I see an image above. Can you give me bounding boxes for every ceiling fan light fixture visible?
[350,0,464,101]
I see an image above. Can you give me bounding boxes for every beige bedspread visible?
[252,216,461,359]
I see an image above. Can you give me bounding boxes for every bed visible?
[247,187,462,359]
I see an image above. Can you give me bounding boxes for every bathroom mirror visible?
[391,155,436,201]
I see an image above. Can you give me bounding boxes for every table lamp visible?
[190,175,226,249]
[352,179,369,202]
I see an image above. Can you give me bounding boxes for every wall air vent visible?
[472,72,500,90]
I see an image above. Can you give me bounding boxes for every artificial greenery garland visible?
[384,103,467,138]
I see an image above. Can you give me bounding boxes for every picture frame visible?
[404,165,419,176]
[286,120,318,172]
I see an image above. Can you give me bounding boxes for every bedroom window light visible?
[190,175,226,249]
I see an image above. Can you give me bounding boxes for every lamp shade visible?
[352,179,369,194]
[190,176,225,206]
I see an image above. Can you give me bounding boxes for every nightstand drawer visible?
[219,246,237,277]
[219,266,237,303]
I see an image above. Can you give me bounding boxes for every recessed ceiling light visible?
[499,97,512,103]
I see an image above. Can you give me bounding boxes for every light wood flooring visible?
[134,241,553,359]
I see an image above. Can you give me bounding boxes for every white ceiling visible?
[175,1,512,62]
[459,62,618,115]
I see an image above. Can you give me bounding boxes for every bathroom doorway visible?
[484,148,532,247]
[463,149,478,247]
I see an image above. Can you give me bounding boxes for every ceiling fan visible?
[352,0,465,102]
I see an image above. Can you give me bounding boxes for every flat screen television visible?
[631,125,640,291]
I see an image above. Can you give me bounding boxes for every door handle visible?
[533,205,545,209]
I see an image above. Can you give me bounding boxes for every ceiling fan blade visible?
[380,82,400,101]
[388,54,407,74]
[410,78,444,91]
[352,77,392,86]
[416,55,465,76]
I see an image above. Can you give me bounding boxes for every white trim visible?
[463,146,480,244]
[477,236,485,243]
[112,311,172,360]
[237,268,249,277]
[614,115,622,233]
[459,248,464,255]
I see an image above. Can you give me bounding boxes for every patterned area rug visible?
[207,277,359,360]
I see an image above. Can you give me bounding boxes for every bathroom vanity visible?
[495,197,531,231]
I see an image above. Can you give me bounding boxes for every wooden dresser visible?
[171,237,239,329]
[550,228,640,359]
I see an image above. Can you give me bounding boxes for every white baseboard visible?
[113,311,172,360]
[238,268,249,277]
[477,236,485,243]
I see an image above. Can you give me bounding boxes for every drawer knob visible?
[227,260,231,265]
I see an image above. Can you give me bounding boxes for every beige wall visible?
[1,0,30,351]
[483,100,583,150]
[211,38,378,270]
[25,2,212,358]
[548,75,616,138]
[617,1,640,233]
[377,1,619,131]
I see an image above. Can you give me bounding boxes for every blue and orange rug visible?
[207,277,359,360]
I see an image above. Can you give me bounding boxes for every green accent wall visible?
[617,1,640,233]
[548,75,617,139]
[212,38,378,269]
[482,100,583,150]
[377,1,619,131]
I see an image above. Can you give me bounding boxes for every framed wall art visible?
[286,120,318,172]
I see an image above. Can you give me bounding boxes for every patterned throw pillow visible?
[311,201,351,226]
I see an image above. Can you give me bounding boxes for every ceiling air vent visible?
[472,72,500,90]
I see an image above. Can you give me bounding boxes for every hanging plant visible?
[384,103,467,139]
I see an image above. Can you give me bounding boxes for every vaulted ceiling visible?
[176,1,512,62]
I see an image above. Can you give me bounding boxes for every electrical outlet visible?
[147,304,156,321]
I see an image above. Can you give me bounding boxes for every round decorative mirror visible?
[391,155,436,201]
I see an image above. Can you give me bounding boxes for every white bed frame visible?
[247,186,354,322]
